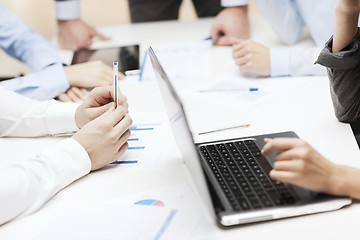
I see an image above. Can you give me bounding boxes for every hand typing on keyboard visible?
[201,140,296,211]
[261,137,360,199]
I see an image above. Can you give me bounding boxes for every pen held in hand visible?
[198,88,258,93]
[204,32,225,41]
[113,61,119,108]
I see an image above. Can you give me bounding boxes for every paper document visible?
[139,41,212,81]
[183,70,311,110]
[181,70,312,135]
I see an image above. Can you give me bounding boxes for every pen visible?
[204,32,225,41]
[198,124,251,135]
[198,88,258,93]
[113,61,118,108]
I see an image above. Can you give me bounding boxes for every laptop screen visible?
[148,47,215,217]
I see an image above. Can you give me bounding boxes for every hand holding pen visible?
[204,32,225,41]
[209,6,250,46]
[75,85,128,128]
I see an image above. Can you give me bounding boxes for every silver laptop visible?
[148,46,351,227]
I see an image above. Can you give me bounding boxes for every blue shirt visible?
[223,0,338,76]
[256,0,337,76]
[0,3,69,100]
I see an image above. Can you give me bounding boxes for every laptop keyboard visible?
[199,139,297,212]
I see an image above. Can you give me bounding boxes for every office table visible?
[1,15,360,239]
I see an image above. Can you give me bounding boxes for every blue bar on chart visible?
[130,125,155,131]
[128,146,145,150]
[111,160,139,165]
[128,138,139,141]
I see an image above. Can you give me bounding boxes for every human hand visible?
[64,61,124,88]
[210,6,250,46]
[261,138,338,194]
[57,87,88,102]
[57,19,110,50]
[75,86,128,129]
[72,105,132,171]
[231,38,270,76]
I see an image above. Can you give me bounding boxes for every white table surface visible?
[1,15,360,239]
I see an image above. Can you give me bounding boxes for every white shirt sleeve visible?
[270,47,327,77]
[0,87,79,137]
[55,0,81,20]
[0,138,91,225]
[221,0,249,7]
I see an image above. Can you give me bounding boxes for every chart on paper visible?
[104,184,220,240]
[109,111,171,171]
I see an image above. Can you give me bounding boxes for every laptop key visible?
[251,200,262,209]
[240,149,250,154]
[247,143,259,150]
[244,140,255,145]
[259,194,273,207]
[267,190,284,206]
[239,199,251,210]
[252,151,262,157]
[234,141,247,150]
[254,155,273,174]
[225,142,236,149]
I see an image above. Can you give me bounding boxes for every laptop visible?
[148,46,352,227]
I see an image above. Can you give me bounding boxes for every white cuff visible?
[55,0,81,20]
[46,100,80,135]
[270,48,291,77]
[221,0,249,7]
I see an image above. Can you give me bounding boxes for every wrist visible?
[57,19,79,26]
[226,5,248,14]
[329,164,348,196]
[63,65,76,86]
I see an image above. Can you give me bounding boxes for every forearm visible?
[0,63,69,101]
[270,47,326,76]
[0,87,78,137]
[256,0,304,45]
[0,4,61,71]
[331,164,360,200]
[333,5,359,52]
[0,139,90,225]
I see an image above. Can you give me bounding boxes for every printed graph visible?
[111,123,158,165]
[134,199,165,207]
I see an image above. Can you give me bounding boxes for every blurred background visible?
[0,0,257,75]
